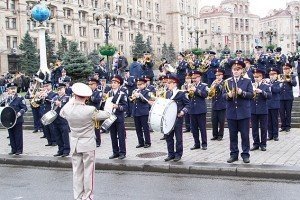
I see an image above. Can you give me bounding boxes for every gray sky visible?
[205,0,292,17]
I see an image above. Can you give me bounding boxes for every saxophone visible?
[208,79,222,99]
[30,81,42,108]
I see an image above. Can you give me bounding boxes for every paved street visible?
[0,128,300,166]
[1,165,299,200]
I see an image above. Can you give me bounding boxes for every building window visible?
[205,40,207,44]
[118,32,123,41]
[12,37,17,48]
[5,18,17,29]
[119,45,124,52]
[79,27,87,37]
[155,3,159,12]
[137,0,142,6]
[51,23,55,33]
[287,44,290,48]
[129,33,134,41]
[104,2,110,10]
[64,24,72,35]
[94,43,101,50]
[138,11,142,19]
[157,37,161,45]
[79,11,87,21]
[94,28,100,38]
[204,19,207,24]
[80,41,87,51]
[146,1,151,9]
[64,8,72,19]
[10,0,16,10]
[5,18,9,29]
[6,36,11,49]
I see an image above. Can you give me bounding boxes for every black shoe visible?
[261,146,266,151]
[118,155,126,160]
[267,137,273,141]
[15,152,22,155]
[250,146,259,151]
[144,144,151,148]
[173,157,181,162]
[8,152,15,155]
[45,143,52,146]
[136,144,144,148]
[202,146,207,150]
[286,128,291,132]
[7,136,9,139]
[164,156,175,162]
[217,137,223,141]
[160,136,166,140]
[40,136,46,139]
[190,145,201,150]
[61,153,69,157]
[279,128,286,132]
[183,129,190,133]
[243,157,250,163]
[227,157,238,163]
[274,137,279,141]
[96,143,101,147]
[51,143,57,146]
[32,130,38,133]
[53,153,63,157]
[211,137,218,141]
[109,154,119,159]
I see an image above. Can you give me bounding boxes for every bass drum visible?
[148,98,178,135]
[0,106,17,129]
[41,110,57,126]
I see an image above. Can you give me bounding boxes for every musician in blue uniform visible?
[176,52,189,88]
[243,58,254,82]
[164,74,189,162]
[250,69,272,151]
[63,77,73,97]
[253,46,267,73]
[52,83,70,157]
[221,50,232,80]
[279,63,297,132]
[265,48,275,75]
[141,52,154,82]
[41,80,58,146]
[143,75,156,94]
[206,51,220,86]
[210,69,226,141]
[124,69,136,117]
[235,50,244,62]
[267,68,281,141]
[190,53,201,71]
[87,77,103,147]
[5,83,27,155]
[224,60,253,163]
[188,71,208,150]
[108,75,128,160]
[274,47,287,72]
[182,74,192,132]
[131,77,151,148]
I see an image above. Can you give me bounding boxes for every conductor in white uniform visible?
[60,82,110,200]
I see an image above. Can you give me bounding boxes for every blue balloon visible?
[31,4,51,22]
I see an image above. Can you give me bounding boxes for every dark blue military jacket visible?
[280,75,297,100]
[224,77,254,120]
[109,89,128,123]
[132,88,150,117]
[267,80,281,109]
[207,58,220,79]
[54,95,69,124]
[6,94,27,124]
[43,91,58,113]
[88,89,102,110]
[176,60,189,81]
[189,83,208,114]
[211,80,226,111]
[251,83,272,114]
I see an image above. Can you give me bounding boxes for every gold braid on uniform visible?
[92,109,102,129]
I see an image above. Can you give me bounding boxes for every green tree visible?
[19,31,39,75]
[57,35,68,59]
[145,37,153,54]
[62,41,93,82]
[132,32,146,58]
[161,42,169,60]
[88,49,101,67]
[168,43,176,64]
[45,32,56,66]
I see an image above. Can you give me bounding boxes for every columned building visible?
[199,0,259,55]
[0,0,166,74]
[259,1,300,54]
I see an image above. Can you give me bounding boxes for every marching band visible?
[1,47,299,165]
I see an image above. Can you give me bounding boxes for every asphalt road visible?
[1,165,300,200]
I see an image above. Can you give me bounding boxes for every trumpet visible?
[275,55,281,62]
[187,83,196,98]
[208,79,222,99]
[278,74,291,82]
[252,82,259,99]
[219,58,228,70]
[129,89,140,102]
[224,79,237,98]
[199,56,210,73]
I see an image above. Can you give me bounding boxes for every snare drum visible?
[41,110,58,126]
[148,98,177,134]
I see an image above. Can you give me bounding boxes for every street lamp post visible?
[95,10,117,76]
[188,26,204,49]
[266,29,277,46]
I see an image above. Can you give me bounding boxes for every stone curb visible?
[0,154,300,180]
